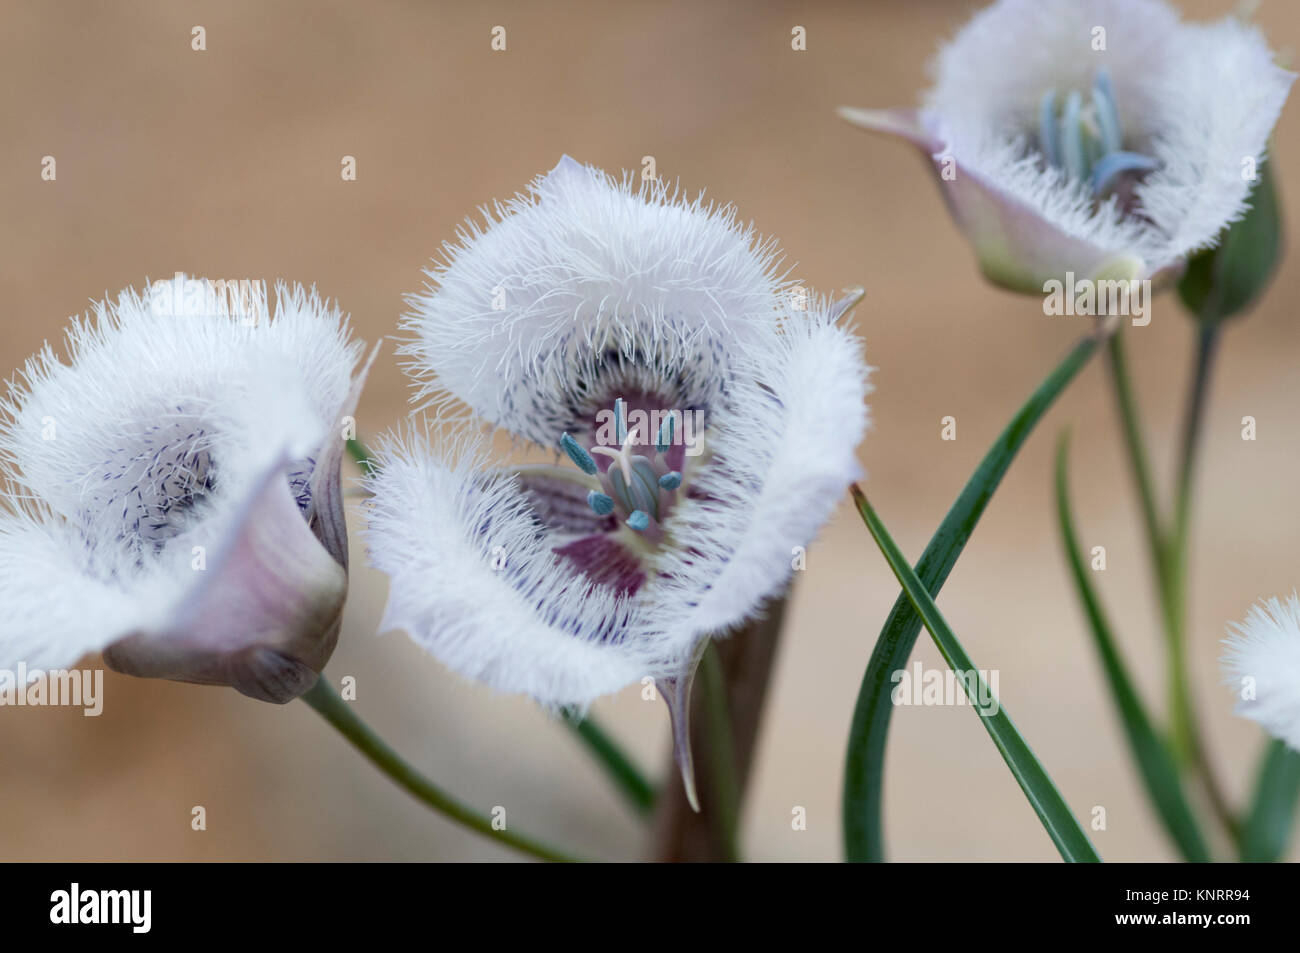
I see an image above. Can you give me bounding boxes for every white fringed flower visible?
[840,0,1294,292]
[367,157,870,791]
[1221,593,1300,751]
[0,276,372,703]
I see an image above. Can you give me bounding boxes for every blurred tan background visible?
[1,0,1297,861]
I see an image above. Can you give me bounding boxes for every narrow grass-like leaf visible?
[853,487,1101,863]
[843,335,1099,862]
[562,708,658,817]
[1054,433,1211,863]
[1241,738,1300,862]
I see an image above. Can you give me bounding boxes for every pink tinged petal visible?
[103,457,346,703]
[837,106,943,152]
[307,341,381,569]
[839,106,1153,293]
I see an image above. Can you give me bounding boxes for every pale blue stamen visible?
[1089,151,1160,196]
[560,400,691,539]
[1038,68,1158,200]
[1038,90,1059,167]
[1092,73,1122,155]
[614,397,628,444]
[630,458,661,520]
[655,415,675,454]
[1060,91,1085,183]
[560,432,597,475]
[608,467,635,513]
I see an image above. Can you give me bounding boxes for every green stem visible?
[1105,330,1185,757]
[1170,324,1220,569]
[1106,324,1238,844]
[1168,324,1238,843]
[700,642,741,862]
[561,709,658,817]
[1105,331,1169,607]
[301,678,583,863]
[852,486,1102,863]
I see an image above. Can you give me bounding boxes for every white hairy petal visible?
[363,430,656,707]
[651,303,871,640]
[404,156,788,445]
[1222,593,1300,752]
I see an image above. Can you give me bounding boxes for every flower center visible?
[558,397,687,547]
[1037,69,1159,200]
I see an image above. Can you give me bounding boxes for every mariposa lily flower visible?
[365,157,870,800]
[0,276,373,703]
[840,0,1294,293]
[1221,593,1300,751]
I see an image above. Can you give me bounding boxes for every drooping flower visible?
[1221,593,1300,751]
[366,157,870,798]
[0,276,373,703]
[839,0,1294,293]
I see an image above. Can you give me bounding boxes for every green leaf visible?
[852,488,1102,862]
[1054,433,1212,863]
[1177,156,1282,324]
[843,334,1099,862]
[562,708,658,817]
[1241,738,1300,862]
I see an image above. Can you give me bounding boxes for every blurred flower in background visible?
[1222,593,1300,751]
[840,0,1294,293]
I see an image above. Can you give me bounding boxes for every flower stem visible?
[1168,324,1239,843]
[561,708,658,817]
[1105,332,1166,589]
[1105,324,1238,844]
[700,642,741,862]
[301,677,584,862]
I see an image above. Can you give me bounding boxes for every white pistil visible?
[589,424,643,485]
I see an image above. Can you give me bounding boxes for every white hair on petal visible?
[362,425,660,708]
[1222,593,1300,752]
[402,156,791,446]
[651,298,871,645]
